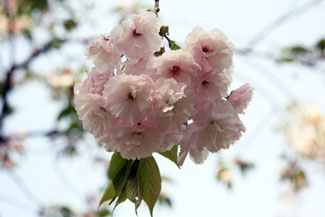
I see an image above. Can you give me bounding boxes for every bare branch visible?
[0,39,66,133]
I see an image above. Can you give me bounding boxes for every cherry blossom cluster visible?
[74,12,253,164]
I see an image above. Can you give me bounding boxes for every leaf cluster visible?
[99,146,179,216]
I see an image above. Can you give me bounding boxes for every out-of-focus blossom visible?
[0,14,32,36]
[285,104,325,163]
[47,68,75,89]
[280,160,308,193]
[0,138,24,170]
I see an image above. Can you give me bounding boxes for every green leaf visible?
[114,189,128,210]
[138,157,162,217]
[108,153,129,180]
[168,40,181,50]
[99,182,116,207]
[159,145,180,168]
[108,153,133,196]
[125,160,140,202]
[98,208,111,217]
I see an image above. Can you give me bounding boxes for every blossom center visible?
[132,29,142,37]
[170,65,181,76]
[202,80,210,86]
[210,120,224,134]
[202,46,211,53]
[128,92,135,100]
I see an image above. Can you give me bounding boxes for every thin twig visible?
[0,39,66,133]
[0,193,36,214]
[154,0,160,16]
[4,171,43,206]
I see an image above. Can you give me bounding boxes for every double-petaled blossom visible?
[185,27,234,72]
[103,74,155,125]
[178,100,246,165]
[85,37,120,71]
[228,83,254,114]
[152,50,201,84]
[110,12,162,59]
[74,78,115,139]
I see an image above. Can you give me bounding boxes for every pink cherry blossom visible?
[103,123,163,160]
[103,74,155,125]
[74,78,115,139]
[85,37,120,70]
[88,67,112,95]
[194,69,232,101]
[185,27,233,72]
[178,124,209,165]
[154,78,186,114]
[123,56,153,76]
[153,49,201,84]
[179,100,246,164]
[110,12,162,59]
[228,83,254,114]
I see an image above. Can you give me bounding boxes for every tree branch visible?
[0,39,66,135]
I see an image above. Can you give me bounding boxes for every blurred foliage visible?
[277,38,325,66]
[216,158,255,189]
[158,193,173,207]
[64,19,78,31]
[280,158,308,193]
[17,0,49,15]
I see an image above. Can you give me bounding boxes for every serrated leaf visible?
[113,188,128,210]
[99,182,116,207]
[159,145,180,168]
[138,157,161,217]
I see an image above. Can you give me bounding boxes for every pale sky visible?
[1,0,325,217]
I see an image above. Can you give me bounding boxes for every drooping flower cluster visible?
[74,12,253,163]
